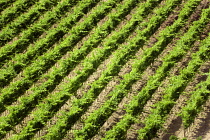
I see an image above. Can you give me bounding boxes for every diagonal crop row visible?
[137,7,210,139]
[73,0,185,139]
[181,74,210,128]
[0,0,140,138]
[1,0,163,139]
[103,0,203,139]
[138,46,209,139]
[181,33,210,129]
[0,0,80,65]
[0,0,16,12]
[0,0,121,112]
[0,0,60,47]
[0,0,100,88]
[0,0,39,28]
[6,0,138,137]
[43,0,183,139]
[0,1,209,140]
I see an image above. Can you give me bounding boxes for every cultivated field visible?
[0,0,210,139]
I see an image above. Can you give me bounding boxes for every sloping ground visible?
[0,0,209,139]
